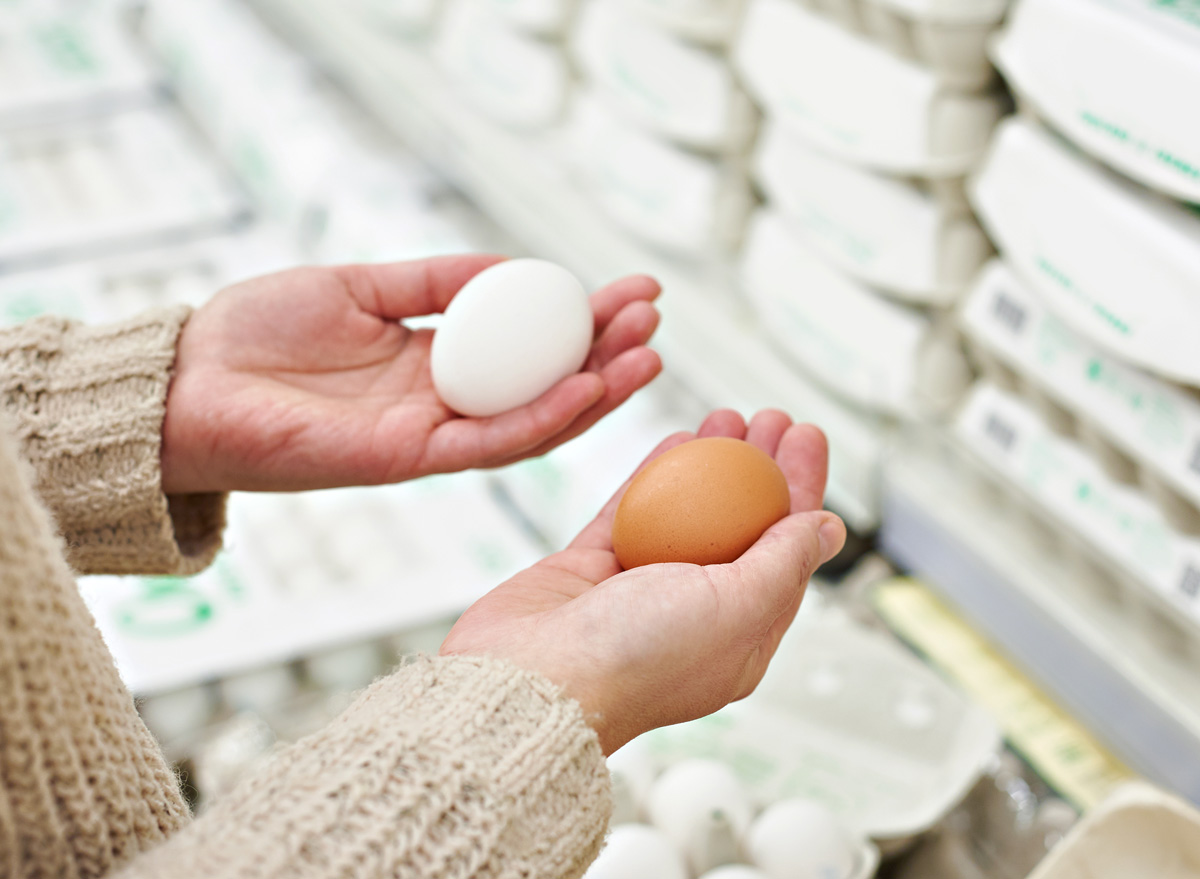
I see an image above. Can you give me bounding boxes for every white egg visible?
[430,258,593,417]
[584,824,688,879]
[746,798,858,879]
[646,759,753,874]
[698,867,772,879]
[607,737,658,824]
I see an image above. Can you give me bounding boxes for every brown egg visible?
[612,437,792,569]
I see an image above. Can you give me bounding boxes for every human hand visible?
[161,255,662,494]
[440,409,846,754]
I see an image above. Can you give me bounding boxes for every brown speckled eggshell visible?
[612,437,792,569]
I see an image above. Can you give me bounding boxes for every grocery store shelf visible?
[880,436,1200,805]
[246,0,887,532]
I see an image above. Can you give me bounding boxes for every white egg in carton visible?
[740,210,972,418]
[618,0,748,46]
[955,382,1200,663]
[755,121,992,306]
[735,0,1008,178]
[565,91,753,256]
[0,105,248,271]
[970,116,1200,389]
[435,0,572,130]
[572,0,757,154]
[961,260,1200,537]
[993,0,1200,205]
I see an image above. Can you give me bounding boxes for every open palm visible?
[441,409,844,754]
[161,255,662,494]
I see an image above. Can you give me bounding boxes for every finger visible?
[697,409,747,439]
[421,372,604,474]
[590,275,662,333]
[586,300,660,371]
[744,409,793,458]
[776,423,830,513]
[336,254,507,320]
[569,429,696,551]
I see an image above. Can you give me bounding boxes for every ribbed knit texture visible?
[0,308,224,576]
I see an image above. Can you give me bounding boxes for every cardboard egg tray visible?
[755,120,992,305]
[793,0,1008,91]
[954,381,1200,665]
[961,260,1200,538]
[735,0,1009,178]
[741,209,972,418]
[572,0,757,154]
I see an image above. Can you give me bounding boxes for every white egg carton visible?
[970,116,1200,388]
[357,0,444,36]
[634,603,1001,854]
[435,0,572,130]
[993,0,1200,205]
[565,92,753,256]
[0,8,161,129]
[1025,782,1200,879]
[735,0,1008,177]
[961,260,1200,536]
[619,0,748,46]
[754,121,991,306]
[572,0,757,153]
[478,0,577,35]
[0,106,248,271]
[955,382,1200,660]
[740,210,972,418]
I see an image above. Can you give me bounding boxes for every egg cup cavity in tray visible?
[435,0,572,130]
[619,0,748,46]
[955,382,1200,662]
[755,121,992,305]
[740,211,972,419]
[960,260,1200,536]
[992,0,1200,206]
[735,0,1008,178]
[566,92,753,257]
[572,0,757,154]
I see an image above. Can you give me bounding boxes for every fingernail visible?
[818,516,844,564]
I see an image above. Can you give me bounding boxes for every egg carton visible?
[960,260,1200,538]
[564,91,753,256]
[434,0,572,130]
[478,0,578,36]
[734,0,1008,177]
[740,209,972,418]
[1025,782,1200,879]
[356,0,444,37]
[572,0,757,154]
[969,116,1200,389]
[0,105,249,272]
[618,0,748,46]
[754,121,991,306]
[954,381,1200,665]
[993,0,1200,205]
[620,600,1001,856]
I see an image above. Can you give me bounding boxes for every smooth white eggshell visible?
[430,258,593,417]
[646,759,753,872]
[607,736,658,825]
[584,824,689,879]
[746,798,858,879]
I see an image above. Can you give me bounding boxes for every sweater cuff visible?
[0,307,226,576]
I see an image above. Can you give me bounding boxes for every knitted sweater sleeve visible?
[0,308,225,576]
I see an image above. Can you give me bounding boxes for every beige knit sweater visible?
[0,308,611,879]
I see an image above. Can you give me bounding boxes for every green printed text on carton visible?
[1034,255,1131,337]
[1080,111,1200,182]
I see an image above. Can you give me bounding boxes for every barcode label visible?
[1179,564,1200,600]
[1188,438,1200,476]
[985,413,1018,453]
[992,290,1028,335]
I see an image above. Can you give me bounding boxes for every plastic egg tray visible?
[993,0,1200,205]
[969,116,1200,389]
[566,92,753,256]
[754,121,991,305]
[735,0,1008,177]
[619,0,748,46]
[954,382,1200,664]
[572,0,757,153]
[740,210,972,418]
[961,260,1200,537]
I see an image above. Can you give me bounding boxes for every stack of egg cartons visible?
[433,0,574,132]
[730,0,1009,419]
[565,0,757,257]
[956,0,1200,660]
